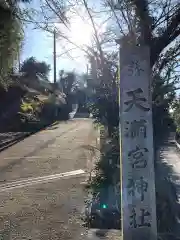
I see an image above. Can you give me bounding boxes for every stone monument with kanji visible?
[119,39,157,240]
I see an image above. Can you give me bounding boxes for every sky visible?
[20,0,94,82]
[21,25,86,82]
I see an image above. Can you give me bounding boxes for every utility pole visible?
[18,49,21,72]
[86,64,89,75]
[53,29,58,118]
[53,29,57,84]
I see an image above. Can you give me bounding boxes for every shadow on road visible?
[155,137,180,239]
[74,112,90,118]
[0,118,72,152]
[95,229,109,238]
[0,124,78,174]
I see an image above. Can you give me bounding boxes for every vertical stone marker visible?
[119,42,157,240]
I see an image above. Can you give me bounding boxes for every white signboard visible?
[119,45,157,240]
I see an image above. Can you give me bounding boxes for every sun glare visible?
[70,18,93,46]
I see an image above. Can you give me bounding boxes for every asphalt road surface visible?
[0,119,120,240]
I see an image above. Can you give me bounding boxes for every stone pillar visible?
[119,43,157,240]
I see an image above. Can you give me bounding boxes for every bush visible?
[88,87,119,137]
[88,76,179,234]
[87,130,120,194]
[20,102,34,113]
[19,98,43,121]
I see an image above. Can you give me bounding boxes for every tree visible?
[59,71,76,96]
[28,0,179,132]
[35,0,179,124]
[24,0,179,76]
[171,97,180,135]
[0,0,31,88]
[87,51,119,136]
[75,89,86,109]
[84,0,179,137]
[20,57,51,80]
[24,1,179,231]
[58,71,77,113]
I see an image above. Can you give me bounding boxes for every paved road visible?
[0,119,121,240]
[157,134,180,201]
[0,119,90,239]
[156,133,180,236]
[0,119,95,183]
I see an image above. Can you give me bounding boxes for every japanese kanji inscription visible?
[127,58,145,76]
[124,88,150,112]
[130,208,151,228]
[128,145,148,169]
[127,177,148,201]
[120,43,157,240]
[125,120,147,138]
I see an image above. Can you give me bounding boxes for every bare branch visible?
[152,2,179,30]
[56,47,77,58]
[105,0,126,36]
[44,0,69,29]
[151,5,180,66]
[128,0,152,44]
[81,0,106,75]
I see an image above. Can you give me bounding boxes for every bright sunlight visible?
[69,17,93,46]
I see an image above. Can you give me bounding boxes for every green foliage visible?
[20,98,42,113]
[87,55,177,235]
[18,97,43,122]
[0,0,32,88]
[20,101,34,113]
[87,131,120,193]
[87,51,119,137]
[58,71,77,114]
[152,75,176,140]
[82,0,180,235]
[0,5,23,88]
[88,94,119,137]
[20,57,51,79]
